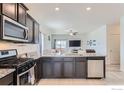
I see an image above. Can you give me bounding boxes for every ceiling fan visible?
[69,30,78,36]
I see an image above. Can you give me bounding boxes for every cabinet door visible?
[26,14,34,42]
[18,4,27,25]
[63,62,74,78]
[87,60,104,78]
[34,22,39,43]
[35,59,42,82]
[42,62,53,78]
[53,62,62,78]
[75,62,86,78]
[2,3,17,20]
[0,72,14,85]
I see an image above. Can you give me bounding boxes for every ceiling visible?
[25,3,124,34]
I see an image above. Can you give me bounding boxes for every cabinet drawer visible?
[87,57,105,60]
[51,57,64,62]
[75,57,87,62]
[63,57,74,62]
[0,72,13,85]
[41,57,52,62]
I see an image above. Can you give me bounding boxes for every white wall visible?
[83,25,107,55]
[51,34,86,49]
[120,16,124,71]
[51,25,107,55]
[41,27,52,50]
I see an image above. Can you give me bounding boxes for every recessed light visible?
[86,7,91,11]
[55,7,60,11]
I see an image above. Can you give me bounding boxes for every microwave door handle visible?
[23,31,26,39]
[23,30,28,40]
[25,30,28,40]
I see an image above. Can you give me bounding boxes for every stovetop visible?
[0,58,34,68]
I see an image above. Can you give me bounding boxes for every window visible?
[55,40,67,49]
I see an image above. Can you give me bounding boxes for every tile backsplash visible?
[0,41,40,59]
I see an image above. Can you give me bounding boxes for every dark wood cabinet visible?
[0,3,40,43]
[34,21,39,43]
[0,72,14,85]
[63,62,74,78]
[41,57,85,78]
[1,3,17,20]
[35,58,42,83]
[53,62,63,78]
[17,4,28,26]
[26,14,34,43]
[75,57,87,78]
[42,62,53,78]
[75,62,86,78]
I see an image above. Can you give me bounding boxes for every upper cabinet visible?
[0,3,40,43]
[26,14,34,43]
[26,14,40,44]
[17,3,28,26]
[1,3,17,20]
[34,21,40,44]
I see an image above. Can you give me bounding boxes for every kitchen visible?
[0,3,124,85]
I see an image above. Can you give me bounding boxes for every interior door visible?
[109,34,120,65]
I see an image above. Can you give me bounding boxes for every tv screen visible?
[69,40,81,47]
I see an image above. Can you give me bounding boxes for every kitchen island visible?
[40,53,105,79]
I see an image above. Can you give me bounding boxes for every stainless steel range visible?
[0,49,36,85]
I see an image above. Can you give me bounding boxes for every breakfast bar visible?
[40,54,105,79]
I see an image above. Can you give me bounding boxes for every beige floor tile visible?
[38,65,124,85]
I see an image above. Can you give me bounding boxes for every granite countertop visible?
[0,69,15,79]
[41,53,106,57]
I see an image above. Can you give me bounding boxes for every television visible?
[69,40,81,47]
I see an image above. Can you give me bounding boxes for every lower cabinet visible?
[0,72,14,85]
[63,62,74,78]
[35,58,42,82]
[53,62,63,78]
[75,62,86,78]
[41,57,105,79]
[42,62,53,78]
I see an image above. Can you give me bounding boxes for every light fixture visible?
[86,7,91,11]
[55,7,60,11]
[69,30,78,36]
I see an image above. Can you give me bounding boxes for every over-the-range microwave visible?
[0,15,29,42]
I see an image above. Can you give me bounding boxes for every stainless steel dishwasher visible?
[87,59,104,78]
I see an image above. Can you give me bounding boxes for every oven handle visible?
[17,64,36,85]
[18,64,36,77]
[24,30,28,40]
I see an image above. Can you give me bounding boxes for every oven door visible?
[2,15,28,42]
[17,66,35,85]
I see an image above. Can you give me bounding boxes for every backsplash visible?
[0,41,40,59]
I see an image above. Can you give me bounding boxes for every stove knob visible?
[26,66,28,69]
[22,68,25,72]
[29,64,31,66]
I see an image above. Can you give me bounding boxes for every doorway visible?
[107,25,120,65]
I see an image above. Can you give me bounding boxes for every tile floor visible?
[38,65,124,85]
